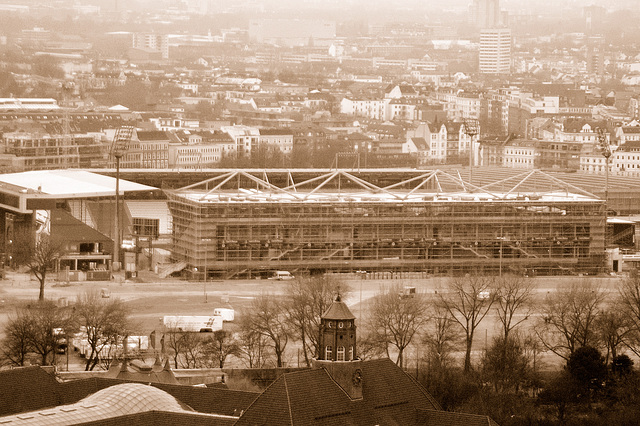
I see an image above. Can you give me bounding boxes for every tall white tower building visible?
[132,33,169,59]
[479,28,511,74]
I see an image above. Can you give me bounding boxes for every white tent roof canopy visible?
[0,170,156,198]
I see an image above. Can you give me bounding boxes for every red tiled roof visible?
[137,130,171,141]
[411,137,428,150]
[236,358,453,426]
[0,367,60,416]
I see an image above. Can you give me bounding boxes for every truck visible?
[162,315,223,333]
[213,308,235,322]
[399,286,416,299]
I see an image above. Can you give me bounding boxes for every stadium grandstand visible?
[165,169,606,278]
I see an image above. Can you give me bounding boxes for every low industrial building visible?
[0,170,156,280]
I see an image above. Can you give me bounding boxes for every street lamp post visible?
[463,118,480,187]
[110,127,134,272]
[597,127,612,254]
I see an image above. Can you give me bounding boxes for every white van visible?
[213,308,235,322]
[269,271,295,280]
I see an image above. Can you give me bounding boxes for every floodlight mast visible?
[596,127,611,252]
[463,118,479,187]
[110,126,134,272]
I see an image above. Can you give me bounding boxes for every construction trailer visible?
[165,169,606,278]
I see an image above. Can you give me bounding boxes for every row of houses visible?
[0,126,294,171]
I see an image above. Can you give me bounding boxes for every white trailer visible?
[213,308,235,322]
[162,315,223,332]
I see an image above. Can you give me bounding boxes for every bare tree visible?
[423,299,463,371]
[0,307,34,366]
[494,274,535,344]
[356,328,389,361]
[286,275,345,366]
[164,329,203,369]
[238,319,269,368]
[594,309,633,365]
[202,330,241,368]
[618,271,640,358]
[75,290,130,371]
[180,333,205,368]
[536,280,605,361]
[26,301,72,366]
[367,284,429,368]
[244,294,291,367]
[439,274,496,373]
[21,237,63,301]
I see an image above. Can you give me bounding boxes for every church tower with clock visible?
[312,295,363,399]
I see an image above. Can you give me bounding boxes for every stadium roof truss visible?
[170,169,601,203]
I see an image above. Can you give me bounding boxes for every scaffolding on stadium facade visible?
[165,169,606,279]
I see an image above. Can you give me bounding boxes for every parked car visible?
[268,271,295,280]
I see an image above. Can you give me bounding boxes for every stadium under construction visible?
[165,169,606,278]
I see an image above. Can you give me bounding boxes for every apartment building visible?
[132,33,169,59]
[220,125,260,157]
[340,97,390,121]
[258,128,294,154]
[2,132,106,171]
[136,130,171,169]
[479,28,511,74]
[169,131,235,168]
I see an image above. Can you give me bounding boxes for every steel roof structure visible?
[168,168,600,204]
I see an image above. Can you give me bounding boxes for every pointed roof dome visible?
[321,295,356,320]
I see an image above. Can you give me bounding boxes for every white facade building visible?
[340,98,390,121]
[258,129,294,154]
[479,28,511,74]
[221,125,260,156]
[132,33,169,59]
[503,142,537,169]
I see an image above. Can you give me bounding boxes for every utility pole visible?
[463,118,480,187]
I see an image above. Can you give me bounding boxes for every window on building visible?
[337,346,345,361]
[348,346,354,361]
[133,218,159,238]
[325,345,332,359]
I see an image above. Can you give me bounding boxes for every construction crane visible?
[110,126,134,271]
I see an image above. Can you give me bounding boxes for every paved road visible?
[0,272,626,372]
